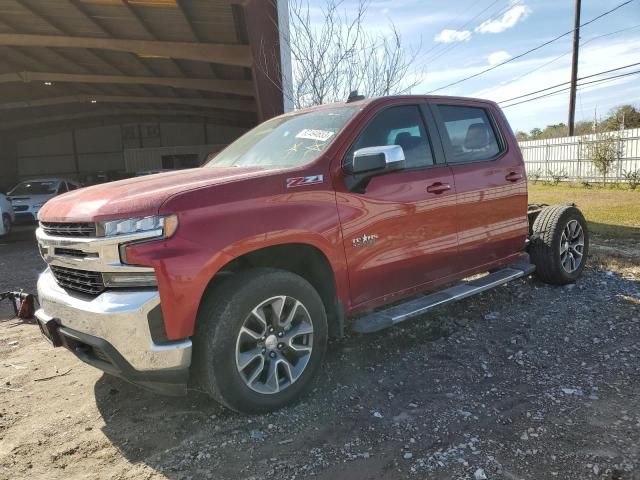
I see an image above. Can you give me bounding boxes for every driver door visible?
[335,104,459,306]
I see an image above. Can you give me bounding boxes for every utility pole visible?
[568,0,581,136]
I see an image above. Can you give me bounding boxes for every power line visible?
[424,0,635,94]
[418,0,504,61]
[421,0,518,66]
[500,70,640,109]
[500,68,640,108]
[502,72,640,109]
[480,23,640,97]
[497,61,640,103]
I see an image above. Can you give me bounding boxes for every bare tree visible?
[261,0,424,110]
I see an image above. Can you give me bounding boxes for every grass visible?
[528,183,640,241]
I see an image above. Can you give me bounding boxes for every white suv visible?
[7,179,81,224]
[0,192,15,237]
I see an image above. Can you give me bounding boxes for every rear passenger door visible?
[429,102,528,271]
[337,103,459,306]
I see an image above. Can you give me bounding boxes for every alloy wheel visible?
[235,295,314,394]
[560,219,585,273]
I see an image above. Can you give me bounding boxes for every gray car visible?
[7,179,81,224]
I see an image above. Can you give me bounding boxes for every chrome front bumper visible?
[36,268,192,379]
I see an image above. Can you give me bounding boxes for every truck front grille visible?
[41,222,97,237]
[50,265,105,295]
[54,247,96,259]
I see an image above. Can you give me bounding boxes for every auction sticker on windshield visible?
[296,129,335,142]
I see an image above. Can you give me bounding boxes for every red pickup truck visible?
[34,95,588,413]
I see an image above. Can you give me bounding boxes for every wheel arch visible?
[202,242,345,338]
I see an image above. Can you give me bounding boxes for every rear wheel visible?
[530,205,589,284]
[1,214,11,237]
[194,269,328,413]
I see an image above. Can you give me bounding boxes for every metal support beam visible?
[0,95,257,112]
[6,2,145,98]
[176,0,219,79]
[71,129,80,176]
[0,33,253,67]
[242,0,286,121]
[119,0,191,81]
[0,109,254,131]
[0,71,254,96]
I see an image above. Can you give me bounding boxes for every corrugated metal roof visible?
[0,0,286,135]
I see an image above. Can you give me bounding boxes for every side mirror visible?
[345,145,405,193]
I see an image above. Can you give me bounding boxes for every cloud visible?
[467,37,640,131]
[475,4,531,34]
[415,35,640,130]
[488,51,512,66]
[434,29,472,43]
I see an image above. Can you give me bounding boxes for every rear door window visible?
[435,105,502,163]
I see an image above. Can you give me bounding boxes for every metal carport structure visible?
[0,0,291,188]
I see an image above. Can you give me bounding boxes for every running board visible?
[353,262,536,334]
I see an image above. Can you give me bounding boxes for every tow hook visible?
[0,291,36,321]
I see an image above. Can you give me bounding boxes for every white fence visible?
[519,128,640,183]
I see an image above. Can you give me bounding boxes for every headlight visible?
[97,214,178,238]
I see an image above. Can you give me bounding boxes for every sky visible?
[306,0,640,133]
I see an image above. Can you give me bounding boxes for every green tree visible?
[574,120,594,136]
[529,127,542,139]
[517,103,639,141]
[515,131,529,141]
[605,104,640,131]
[539,123,568,139]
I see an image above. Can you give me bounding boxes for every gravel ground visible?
[1,225,639,480]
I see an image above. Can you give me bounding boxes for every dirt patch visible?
[1,227,639,479]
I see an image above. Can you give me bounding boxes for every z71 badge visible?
[286,175,324,188]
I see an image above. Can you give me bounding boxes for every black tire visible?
[530,205,589,285]
[0,214,11,238]
[193,268,328,413]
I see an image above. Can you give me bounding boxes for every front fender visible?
[126,184,347,340]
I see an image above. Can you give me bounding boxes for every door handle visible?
[505,172,523,182]
[426,182,451,194]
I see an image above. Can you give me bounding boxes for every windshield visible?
[206,107,358,169]
[9,180,58,196]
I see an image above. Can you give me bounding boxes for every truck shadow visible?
[93,269,639,479]
[93,374,227,466]
[92,304,461,477]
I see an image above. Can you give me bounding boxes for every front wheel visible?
[530,205,589,285]
[194,269,328,413]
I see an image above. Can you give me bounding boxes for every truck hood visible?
[38,167,267,222]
